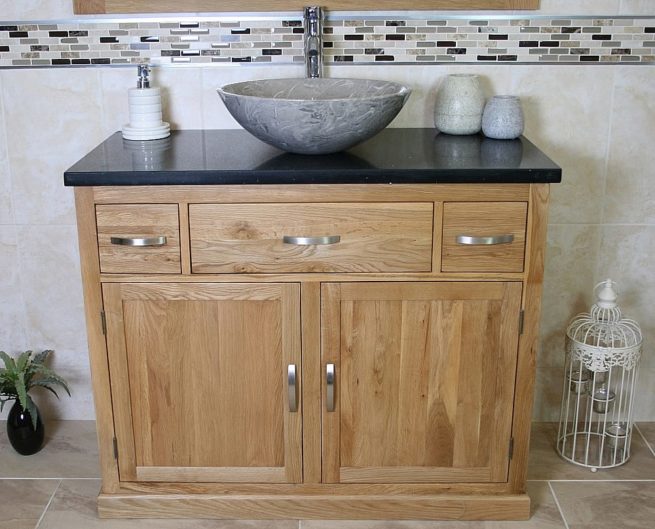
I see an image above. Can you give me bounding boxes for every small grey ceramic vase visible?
[481,95,524,140]
[434,74,485,135]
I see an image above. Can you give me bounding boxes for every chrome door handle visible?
[456,234,514,245]
[110,236,167,247]
[283,235,341,245]
[326,363,335,412]
[288,364,298,413]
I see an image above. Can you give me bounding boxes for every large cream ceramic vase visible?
[434,74,485,135]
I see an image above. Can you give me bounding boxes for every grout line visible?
[540,479,655,482]
[635,424,655,458]
[34,478,61,529]
[548,481,571,529]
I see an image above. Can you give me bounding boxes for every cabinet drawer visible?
[189,203,433,273]
[96,204,181,274]
[441,202,527,273]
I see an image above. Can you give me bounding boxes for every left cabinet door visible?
[102,282,302,483]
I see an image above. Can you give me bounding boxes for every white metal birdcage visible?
[557,279,643,471]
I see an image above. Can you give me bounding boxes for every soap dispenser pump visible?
[122,64,170,141]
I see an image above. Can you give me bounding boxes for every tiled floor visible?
[1,422,654,529]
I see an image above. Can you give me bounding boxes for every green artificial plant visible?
[0,350,70,429]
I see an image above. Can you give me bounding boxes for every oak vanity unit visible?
[65,129,561,520]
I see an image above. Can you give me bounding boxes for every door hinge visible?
[509,437,515,460]
[112,437,118,460]
[100,311,107,335]
[518,310,525,335]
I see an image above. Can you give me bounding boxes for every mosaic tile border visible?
[0,14,654,67]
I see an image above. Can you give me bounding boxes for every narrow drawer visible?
[96,204,181,274]
[441,202,528,273]
[189,203,433,274]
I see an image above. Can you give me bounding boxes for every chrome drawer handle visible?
[456,234,514,246]
[326,363,335,412]
[110,236,167,247]
[283,235,341,246]
[288,364,298,413]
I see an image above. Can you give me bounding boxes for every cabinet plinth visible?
[73,183,549,520]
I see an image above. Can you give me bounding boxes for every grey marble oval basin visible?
[217,78,411,155]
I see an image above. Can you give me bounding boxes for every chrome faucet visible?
[304,6,323,78]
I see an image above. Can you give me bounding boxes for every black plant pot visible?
[6,401,45,455]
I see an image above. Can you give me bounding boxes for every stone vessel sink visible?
[217,78,411,155]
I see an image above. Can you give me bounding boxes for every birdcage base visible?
[557,431,631,470]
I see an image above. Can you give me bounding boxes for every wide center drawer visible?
[189,203,434,274]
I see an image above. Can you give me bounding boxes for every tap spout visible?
[304,6,323,78]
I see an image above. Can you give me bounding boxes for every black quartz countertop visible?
[64,129,561,186]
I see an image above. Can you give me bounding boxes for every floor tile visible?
[528,422,655,480]
[0,479,59,529]
[636,422,655,455]
[0,420,100,478]
[551,481,655,529]
[39,479,299,529]
[300,482,565,529]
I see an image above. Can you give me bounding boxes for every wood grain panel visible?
[189,203,433,273]
[103,282,302,483]
[509,184,550,492]
[93,184,530,204]
[323,281,521,484]
[98,492,531,520]
[442,202,528,273]
[136,467,286,483]
[119,481,513,495]
[76,0,539,14]
[96,204,181,274]
[301,282,322,483]
[74,188,120,492]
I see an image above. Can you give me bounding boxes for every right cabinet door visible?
[322,281,522,484]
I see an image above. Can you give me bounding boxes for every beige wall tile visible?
[535,0,621,14]
[156,67,204,130]
[0,0,72,19]
[551,482,655,529]
[539,224,601,368]
[1,69,104,225]
[604,68,655,225]
[0,74,13,226]
[596,225,654,367]
[13,224,93,420]
[0,226,28,354]
[98,68,134,137]
[620,0,655,14]
[533,367,565,421]
[0,479,59,529]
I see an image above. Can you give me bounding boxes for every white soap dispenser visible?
[122,65,171,141]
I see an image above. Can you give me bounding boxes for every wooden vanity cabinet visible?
[74,183,549,521]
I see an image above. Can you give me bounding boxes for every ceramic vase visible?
[434,74,485,135]
[6,401,45,455]
[481,95,524,140]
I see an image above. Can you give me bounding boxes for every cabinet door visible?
[322,282,522,484]
[103,282,302,483]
